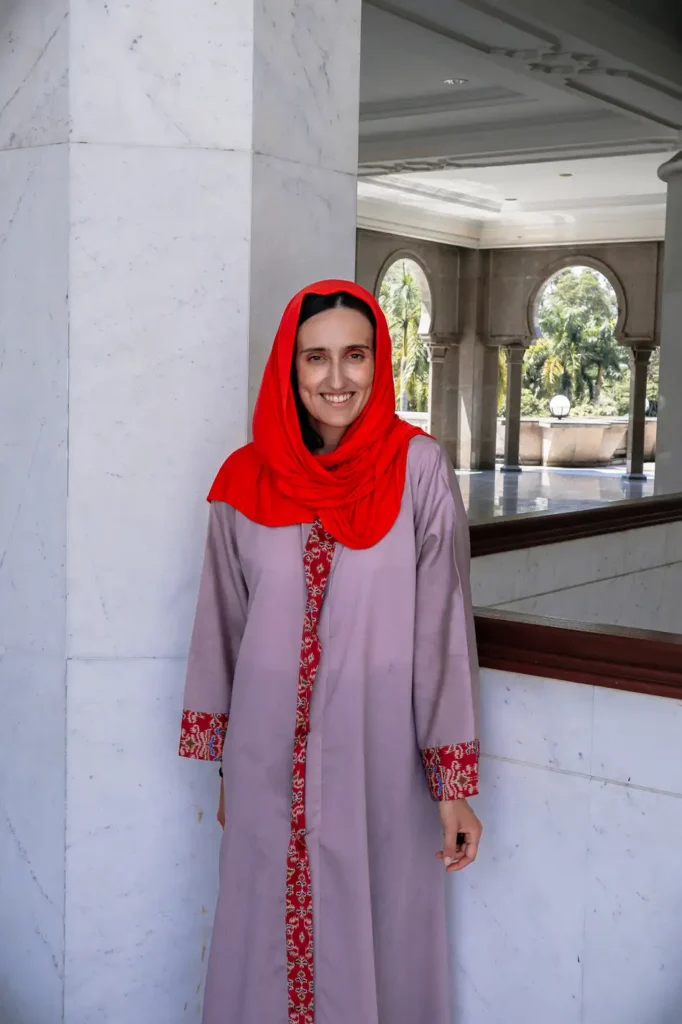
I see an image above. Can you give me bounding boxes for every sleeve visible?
[412,445,480,801]
[179,502,248,763]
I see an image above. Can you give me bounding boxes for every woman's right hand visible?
[217,778,225,829]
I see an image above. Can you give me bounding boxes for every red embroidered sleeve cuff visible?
[421,740,480,800]
[179,709,228,761]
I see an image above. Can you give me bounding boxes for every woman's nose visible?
[328,357,345,390]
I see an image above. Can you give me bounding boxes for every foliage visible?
[521,266,632,416]
[379,260,430,412]
[647,348,660,405]
[497,349,507,414]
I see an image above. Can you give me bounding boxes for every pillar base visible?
[501,465,522,474]
[623,473,647,482]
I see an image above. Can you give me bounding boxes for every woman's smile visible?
[321,392,354,405]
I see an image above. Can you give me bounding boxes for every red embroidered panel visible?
[178,709,228,761]
[421,740,480,800]
[286,520,336,1024]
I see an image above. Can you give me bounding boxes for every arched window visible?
[523,265,627,417]
[377,258,432,417]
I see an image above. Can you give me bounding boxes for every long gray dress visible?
[180,435,480,1024]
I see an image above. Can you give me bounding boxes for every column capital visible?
[503,342,526,366]
[628,345,655,367]
[421,332,459,364]
[658,151,682,184]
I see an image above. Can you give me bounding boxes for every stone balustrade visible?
[495,417,657,468]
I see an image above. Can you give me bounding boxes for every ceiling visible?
[358,153,668,247]
[357,0,682,247]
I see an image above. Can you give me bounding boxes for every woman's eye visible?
[348,351,364,360]
[307,354,323,362]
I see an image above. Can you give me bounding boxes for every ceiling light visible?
[444,78,468,86]
[559,172,573,177]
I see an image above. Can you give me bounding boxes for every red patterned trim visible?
[421,740,480,800]
[285,520,336,1024]
[178,709,228,761]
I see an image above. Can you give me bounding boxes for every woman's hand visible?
[217,778,225,829]
[436,798,482,872]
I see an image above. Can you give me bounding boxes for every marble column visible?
[424,332,459,459]
[478,347,502,471]
[656,152,682,494]
[0,1,360,1020]
[453,250,499,471]
[457,342,500,471]
[625,346,654,480]
[502,344,525,473]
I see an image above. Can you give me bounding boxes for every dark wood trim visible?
[470,493,682,558]
[475,608,682,700]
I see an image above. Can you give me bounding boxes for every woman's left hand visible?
[436,798,482,872]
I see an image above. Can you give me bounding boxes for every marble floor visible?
[459,463,655,523]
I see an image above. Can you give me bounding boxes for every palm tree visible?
[582,319,626,401]
[535,268,620,405]
[379,261,429,412]
[539,314,593,402]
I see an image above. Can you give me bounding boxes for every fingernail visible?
[443,856,454,868]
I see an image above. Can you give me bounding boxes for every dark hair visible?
[292,291,376,452]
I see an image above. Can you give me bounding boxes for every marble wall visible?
[450,667,682,1024]
[0,2,70,1014]
[1,0,361,1020]
[472,520,682,633]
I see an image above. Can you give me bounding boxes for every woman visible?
[180,279,481,1024]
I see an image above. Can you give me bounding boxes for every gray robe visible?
[181,435,480,1024]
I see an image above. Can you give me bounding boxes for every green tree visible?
[524,267,625,414]
[582,320,625,402]
[647,348,660,405]
[379,260,430,412]
[497,348,507,414]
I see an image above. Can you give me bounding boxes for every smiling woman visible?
[179,279,481,1024]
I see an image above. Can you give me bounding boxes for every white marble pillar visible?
[0,5,69,1019]
[0,1,360,1020]
[502,344,525,473]
[656,152,682,494]
[625,346,654,480]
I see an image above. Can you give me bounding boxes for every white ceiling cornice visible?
[359,85,528,122]
[360,176,503,213]
[359,112,676,175]
[357,201,665,249]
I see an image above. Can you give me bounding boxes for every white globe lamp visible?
[549,394,571,420]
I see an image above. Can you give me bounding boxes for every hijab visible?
[207,279,427,549]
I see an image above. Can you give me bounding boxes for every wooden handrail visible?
[470,493,682,558]
[475,608,682,700]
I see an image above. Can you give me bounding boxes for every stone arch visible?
[374,249,434,334]
[526,254,627,341]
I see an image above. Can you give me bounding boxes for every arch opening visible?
[377,257,433,418]
[522,264,633,418]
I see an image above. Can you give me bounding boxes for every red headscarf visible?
[208,279,426,549]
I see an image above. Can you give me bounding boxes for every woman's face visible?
[295,306,375,451]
